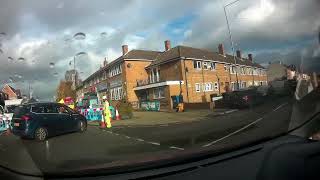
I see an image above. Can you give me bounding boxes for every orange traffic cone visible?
[116,108,121,120]
[100,121,106,128]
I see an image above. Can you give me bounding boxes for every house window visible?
[242,82,247,89]
[260,81,263,86]
[209,62,216,70]
[204,83,213,92]
[231,66,236,74]
[203,62,208,70]
[231,82,235,91]
[246,67,251,75]
[194,61,202,69]
[224,64,229,71]
[153,87,165,99]
[241,67,245,75]
[195,83,201,92]
[214,82,219,91]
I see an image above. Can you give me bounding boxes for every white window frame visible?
[241,81,247,89]
[194,61,202,69]
[231,82,235,91]
[231,66,236,74]
[153,87,165,99]
[195,83,201,92]
[204,82,213,92]
[210,62,216,71]
[203,62,208,70]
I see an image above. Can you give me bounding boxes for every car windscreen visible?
[0,0,319,177]
[13,105,29,118]
[6,105,18,113]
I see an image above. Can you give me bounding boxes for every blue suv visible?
[11,102,87,141]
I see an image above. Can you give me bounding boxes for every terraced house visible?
[76,40,267,111]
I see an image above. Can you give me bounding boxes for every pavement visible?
[0,93,318,175]
[88,109,235,127]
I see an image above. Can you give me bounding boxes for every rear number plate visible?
[14,123,20,127]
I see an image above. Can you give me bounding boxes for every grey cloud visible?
[0,0,319,100]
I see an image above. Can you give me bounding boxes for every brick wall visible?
[180,59,268,103]
[123,60,152,103]
[158,61,183,81]
[2,85,17,100]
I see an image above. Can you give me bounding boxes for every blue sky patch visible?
[163,13,197,44]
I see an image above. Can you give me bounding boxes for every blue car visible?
[11,102,87,141]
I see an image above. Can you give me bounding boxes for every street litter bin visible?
[171,95,184,112]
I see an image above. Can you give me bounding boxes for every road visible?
[0,93,318,175]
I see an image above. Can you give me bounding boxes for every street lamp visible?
[224,0,240,90]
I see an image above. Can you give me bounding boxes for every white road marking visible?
[125,136,131,139]
[170,146,185,150]
[203,117,264,147]
[273,102,288,112]
[147,141,161,146]
[219,109,238,115]
[225,109,238,114]
[136,138,144,142]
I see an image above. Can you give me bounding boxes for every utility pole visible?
[224,0,240,90]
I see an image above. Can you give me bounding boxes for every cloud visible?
[0,0,319,100]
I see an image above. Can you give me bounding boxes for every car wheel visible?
[34,127,48,141]
[78,121,87,133]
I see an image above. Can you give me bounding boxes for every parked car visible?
[11,102,87,141]
[222,88,265,109]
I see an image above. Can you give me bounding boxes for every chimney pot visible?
[218,44,225,56]
[103,58,108,67]
[164,40,171,51]
[236,50,242,59]
[122,45,128,55]
[248,54,253,62]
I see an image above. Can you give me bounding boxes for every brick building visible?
[1,84,21,100]
[76,41,267,110]
[76,46,160,107]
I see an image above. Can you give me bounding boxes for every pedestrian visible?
[103,96,112,128]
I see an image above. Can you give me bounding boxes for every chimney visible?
[218,44,225,56]
[248,54,253,62]
[164,40,171,51]
[103,57,108,66]
[122,45,128,55]
[236,50,242,59]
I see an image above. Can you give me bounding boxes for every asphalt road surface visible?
[0,92,318,175]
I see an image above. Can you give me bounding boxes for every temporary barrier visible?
[80,108,103,121]
[0,115,11,132]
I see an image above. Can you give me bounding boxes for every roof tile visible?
[148,45,265,68]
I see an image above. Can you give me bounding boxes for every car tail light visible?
[242,95,249,101]
[21,115,31,121]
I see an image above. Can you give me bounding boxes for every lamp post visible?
[224,0,240,90]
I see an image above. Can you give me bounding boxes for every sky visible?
[0,0,319,100]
